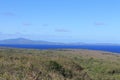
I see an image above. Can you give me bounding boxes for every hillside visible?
[0,38,63,45]
[0,48,120,80]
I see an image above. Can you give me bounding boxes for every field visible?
[0,48,120,80]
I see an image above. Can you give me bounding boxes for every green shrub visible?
[48,61,73,78]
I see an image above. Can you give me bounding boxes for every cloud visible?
[42,24,49,27]
[15,32,24,35]
[94,22,105,26]
[55,29,69,32]
[1,12,16,16]
[0,32,26,36]
[0,32,2,34]
[23,23,32,26]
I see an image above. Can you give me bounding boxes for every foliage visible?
[0,48,120,80]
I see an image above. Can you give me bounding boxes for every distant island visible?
[0,38,64,45]
[0,38,86,45]
[0,38,119,46]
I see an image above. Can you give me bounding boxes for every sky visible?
[0,0,120,43]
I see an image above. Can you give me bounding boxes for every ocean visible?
[0,44,120,53]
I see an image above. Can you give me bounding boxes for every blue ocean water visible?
[0,44,120,53]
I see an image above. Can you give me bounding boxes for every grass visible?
[0,48,120,80]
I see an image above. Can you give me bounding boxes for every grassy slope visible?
[0,48,120,80]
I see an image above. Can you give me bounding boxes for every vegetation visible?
[0,48,120,80]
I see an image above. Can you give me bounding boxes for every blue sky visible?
[0,0,120,43]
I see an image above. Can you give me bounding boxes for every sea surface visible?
[0,44,120,53]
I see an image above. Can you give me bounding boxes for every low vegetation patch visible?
[0,48,120,80]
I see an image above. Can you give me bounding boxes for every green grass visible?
[0,48,120,80]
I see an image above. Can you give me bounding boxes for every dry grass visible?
[0,48,120,80]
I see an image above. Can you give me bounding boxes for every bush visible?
[48,61,73,78]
